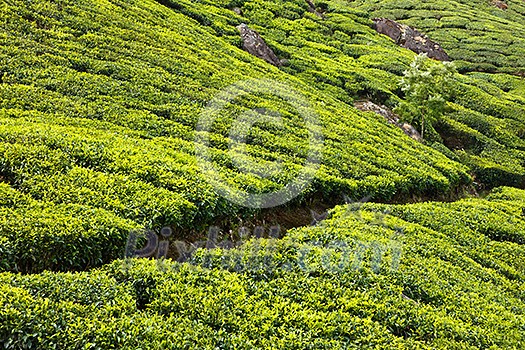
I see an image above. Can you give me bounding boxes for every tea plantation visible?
[348,0,525,74]
[2,187,525,348]
[1,0,525,348]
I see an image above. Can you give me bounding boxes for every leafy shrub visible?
[2,189,525,348]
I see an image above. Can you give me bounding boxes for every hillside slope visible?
[0,0,472,272]
[1,0,525,272]
[2,186,525,348]
[348,0,525,74]
[1,0,525,348]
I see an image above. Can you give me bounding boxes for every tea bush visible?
[1,0,524,272]
[347,0,525,73]
[1,0,525,346]
[1,188,525,348]
[0,0,495,272]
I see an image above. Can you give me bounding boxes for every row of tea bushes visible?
[347,0,525,73]
[2,187,525,348]
[211,0,525,187]
[0,183,140,273]
[0,0,479,273]
[0,0,524,276]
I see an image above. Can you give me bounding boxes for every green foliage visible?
[1,189,525,348]
[0,0,522,270]
[348,0,525,74]
[394,54,457,140]
[0,0,487,272]
[0,0,524,346]
[0,182,141,273]
[341,0,525,185]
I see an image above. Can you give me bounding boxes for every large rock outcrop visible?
[237,23,282,67]
[372,18,450,61]
[355,101,422,142]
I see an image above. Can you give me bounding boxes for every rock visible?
[279,58,290,67]
[355,101,422,142]
[232,7,243,16]
[237,23,282,67]
[372,18,450,61]
[310,210,329,226]
[305,0,324,18]
[492,0,508,10]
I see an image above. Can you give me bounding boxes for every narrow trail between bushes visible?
[167,181,483,261]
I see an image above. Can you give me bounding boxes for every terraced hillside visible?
[1,0,525,348]
[2,187,525,348]
[1,0,525,272]
[348,0,525,74]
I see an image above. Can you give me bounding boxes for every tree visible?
[394,53,457,141]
